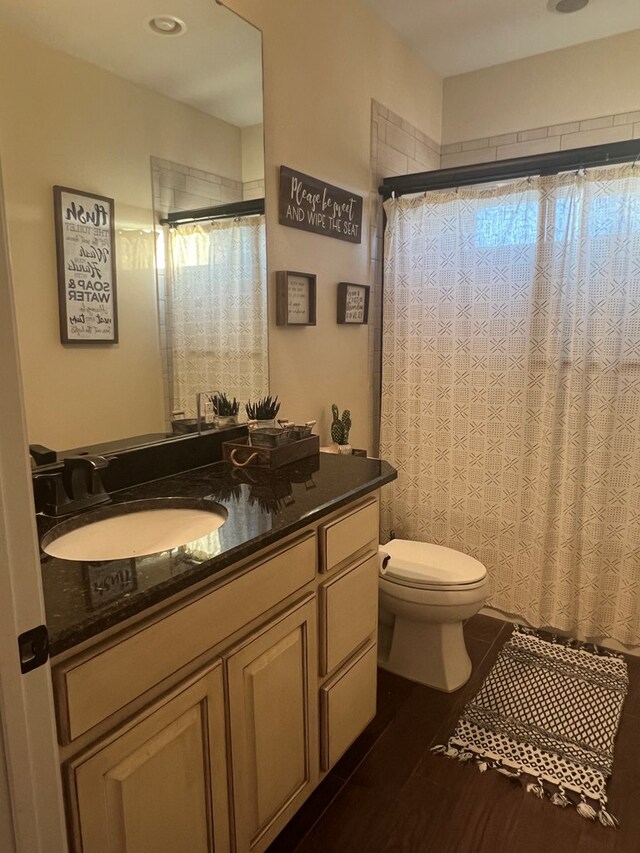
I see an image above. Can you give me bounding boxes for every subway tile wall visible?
[243,179,265,200]
[441,109,640,169]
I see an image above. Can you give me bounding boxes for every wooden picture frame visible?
[337,282,370,325]
[276,271,317,326]
[53,186,118,344]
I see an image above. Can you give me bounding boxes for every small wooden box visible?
[223,435,320,469]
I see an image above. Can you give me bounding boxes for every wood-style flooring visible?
[267,615,640,853]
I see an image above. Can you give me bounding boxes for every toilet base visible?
[378,618,472,692]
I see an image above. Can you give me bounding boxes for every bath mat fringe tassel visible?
[429,624,628,828]
[430,744,621,825]
[526,778,545,799]
[577,795,597,820]
[516,624,625,659]
[550,787,570,808]
[598,802,619,828]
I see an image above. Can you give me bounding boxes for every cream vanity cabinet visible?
[67,662,230,853]
[226,596,319,852]
[52,494,380,853]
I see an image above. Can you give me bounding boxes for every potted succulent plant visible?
[245,395,281,428]
[211,392,240,427]
[331,404,352,455]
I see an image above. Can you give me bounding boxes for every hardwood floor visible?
[267,615,640,853]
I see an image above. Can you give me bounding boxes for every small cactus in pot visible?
[331,404,352,454]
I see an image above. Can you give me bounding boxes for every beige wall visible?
[226,0,442,450]
[0,25,245,450]
[443,29,640,144]
[241,124,265,184]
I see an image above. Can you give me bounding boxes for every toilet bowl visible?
[378,539,488,692]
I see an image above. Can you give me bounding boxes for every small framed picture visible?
[337,282,370,324]
[53,186,118,344]
[276,271,317,326]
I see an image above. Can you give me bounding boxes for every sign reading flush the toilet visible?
[53,186,118,343]
[279,166,363,243]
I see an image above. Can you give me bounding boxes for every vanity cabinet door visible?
[226,595,319,853]
[68,662,229,853]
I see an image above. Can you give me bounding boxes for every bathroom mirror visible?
[0,0,266,455]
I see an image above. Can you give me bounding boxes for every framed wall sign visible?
[276,271,317,326]
[279,166,363,244]
[53,186,118,344]
[337,282,370,324]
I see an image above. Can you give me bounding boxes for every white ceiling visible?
[0,0,263,127]
[363,0,640,77]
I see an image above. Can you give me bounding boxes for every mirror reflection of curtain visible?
[381,164,640,645]
[117,228,156,271]
[164,215,268,417]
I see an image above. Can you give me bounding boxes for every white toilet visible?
[378,539,488,692]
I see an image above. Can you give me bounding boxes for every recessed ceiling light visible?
[551,0,589,12]
[146,15,187,36]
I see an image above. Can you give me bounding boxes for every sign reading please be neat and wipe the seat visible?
[279,166,363,243]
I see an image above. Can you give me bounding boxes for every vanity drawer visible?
[58,532,317,742]
[320,641,377,771]
[319,552,378,676]
[320,497,379,573]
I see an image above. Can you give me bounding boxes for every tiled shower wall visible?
[441,108,640,168]
[369,101,440,454]
[243,178,265,200]
[151,157,246,429]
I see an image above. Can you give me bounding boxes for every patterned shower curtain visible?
[165,215,268,416]
[380,164,640,645]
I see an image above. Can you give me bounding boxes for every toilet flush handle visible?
[378,549,391,574]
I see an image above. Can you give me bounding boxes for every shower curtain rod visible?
[379,139,640,199]
[159,197,265,226]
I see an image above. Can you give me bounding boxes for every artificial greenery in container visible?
[210,392,240,425]
[246,395,281,425]
[331,404,352,454]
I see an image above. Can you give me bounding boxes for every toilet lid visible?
[380,540,486,587]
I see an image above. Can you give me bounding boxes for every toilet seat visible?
[380,540,486,591]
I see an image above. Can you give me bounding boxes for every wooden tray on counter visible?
[222,434,320,469]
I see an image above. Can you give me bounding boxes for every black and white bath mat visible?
[432,625,628,827]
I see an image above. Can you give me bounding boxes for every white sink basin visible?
[43,503,227,561]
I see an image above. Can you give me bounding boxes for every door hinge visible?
[18,625,49,674]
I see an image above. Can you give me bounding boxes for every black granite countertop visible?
[39,453,396,657]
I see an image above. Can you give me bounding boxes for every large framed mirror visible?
[0,0,266,456]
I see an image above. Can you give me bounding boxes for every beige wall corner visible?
[223,0,442,451]
[443,29,640,145]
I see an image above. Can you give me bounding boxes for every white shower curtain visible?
[380,164,640,645]
[165,215,268,416]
